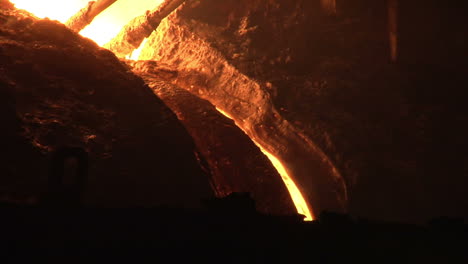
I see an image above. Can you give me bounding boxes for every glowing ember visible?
[126,38,149,60]
[216,108,314,221]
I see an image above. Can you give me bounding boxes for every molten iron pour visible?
[215,107,313,221]
[8,0,316,220]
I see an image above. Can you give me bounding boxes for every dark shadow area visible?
[0,193,466,263]
[40,147,88,207]
[1,152,465,262]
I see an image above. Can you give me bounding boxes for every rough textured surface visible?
[137,0,349,217]
[0,0,14,9]
[131,60,296,215]
[104,0,186,58]
[136,0,468,222]
[0,8,214,208]
[2,0,468,222]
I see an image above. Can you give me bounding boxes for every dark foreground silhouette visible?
[1,200,467,263]
[0,148,466,263]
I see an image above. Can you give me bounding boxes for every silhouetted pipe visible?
[42,147,88,207]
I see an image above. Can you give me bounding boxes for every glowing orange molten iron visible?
[9,0,314,221]
[258,150,313,221]
[216,108,313,221]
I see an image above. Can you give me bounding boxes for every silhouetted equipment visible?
[318,211,354,226]
[41,147,88,207]
[203,192,257,214]
[429,216,466,233]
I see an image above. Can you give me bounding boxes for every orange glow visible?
[256,144,314,221]
[10,0,314,221]
[9,0,89,22]
[80,0,163,46]
[10,0,163,49]
[126,38,148,60]
[216,108,314,221]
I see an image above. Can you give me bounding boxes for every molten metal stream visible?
[256,145,314,221]
[9,0,314,220]
[216,108,313,221]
